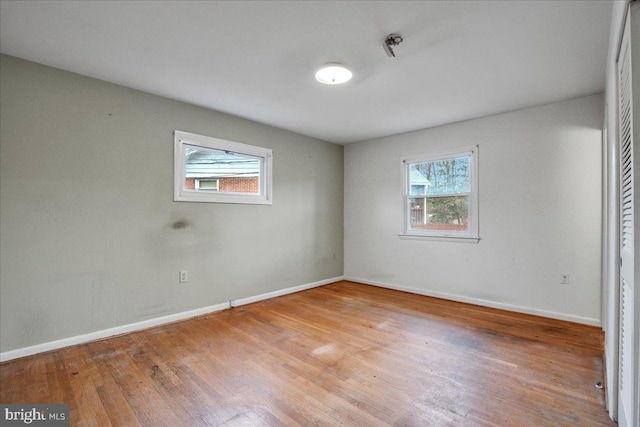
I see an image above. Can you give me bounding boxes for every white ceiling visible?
[0,0,613,145]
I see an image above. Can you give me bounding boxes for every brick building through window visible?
[184,147,261,195]
[185,177,259,193]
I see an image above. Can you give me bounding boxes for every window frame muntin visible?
[400,145,479,241]
[174,130,272,204]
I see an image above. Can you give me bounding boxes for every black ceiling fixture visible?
[384,33,403,58]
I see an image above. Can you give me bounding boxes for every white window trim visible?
[399,145,479,242]
[174,130,273,204]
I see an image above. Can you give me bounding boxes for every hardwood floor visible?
[1,281,615,426]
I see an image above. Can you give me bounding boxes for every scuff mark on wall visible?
[171,219,190,230]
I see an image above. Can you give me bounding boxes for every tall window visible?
[174,131,272,204]
[401,146,478,241]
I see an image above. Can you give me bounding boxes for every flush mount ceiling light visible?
[315,63,352,85]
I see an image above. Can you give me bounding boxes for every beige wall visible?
[0,54,344,353]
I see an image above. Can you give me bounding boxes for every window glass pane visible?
[409,165,429,195]
[409,196,469,232]
[184,145,260,195]
[410,156,470,196]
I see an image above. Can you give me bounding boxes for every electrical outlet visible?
[179,270,188,283]
[560,273,569,285]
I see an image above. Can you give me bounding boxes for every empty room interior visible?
[0,1,639,426]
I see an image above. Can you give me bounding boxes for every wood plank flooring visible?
[1,281,615,426]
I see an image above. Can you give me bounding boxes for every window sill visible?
[175,192,272,205]
[398,233,480,243]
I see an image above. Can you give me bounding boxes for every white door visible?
[617,7,637,427]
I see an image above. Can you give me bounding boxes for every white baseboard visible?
[0,302,231,363]
[0,276,344,363]
[5,275,593,362]
[345,276,602,327]
[230,276,344,307]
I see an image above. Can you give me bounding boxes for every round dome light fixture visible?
[315,63,352,85]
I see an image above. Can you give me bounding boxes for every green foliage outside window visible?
[410,156,470,228]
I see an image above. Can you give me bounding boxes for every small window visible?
[195,179,219,191]
[401,146,478,241]
[174,131,272,204]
